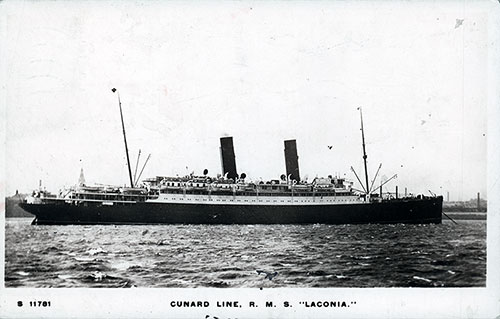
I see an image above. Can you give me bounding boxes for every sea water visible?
[4,218,486,288]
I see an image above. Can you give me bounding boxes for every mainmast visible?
[358,107,370,197]
[112,88,134,188]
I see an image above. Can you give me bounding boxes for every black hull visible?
[19,197,443,225]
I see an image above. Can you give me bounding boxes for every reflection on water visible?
[5,218,486,287]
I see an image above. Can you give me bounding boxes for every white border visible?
[1,1,499,318]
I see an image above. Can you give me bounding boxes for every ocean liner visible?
[19,89,443,225]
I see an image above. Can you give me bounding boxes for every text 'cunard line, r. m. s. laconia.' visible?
[168,300,358,308]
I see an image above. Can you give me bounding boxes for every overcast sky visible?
[2,1,495,201]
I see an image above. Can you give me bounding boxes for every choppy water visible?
[5,218,486,288]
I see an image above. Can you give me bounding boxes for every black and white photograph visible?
[1,1,499,318]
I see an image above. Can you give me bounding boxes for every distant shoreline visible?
[5,195,33,217]
[444,212,486,221]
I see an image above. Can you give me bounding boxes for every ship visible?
[19,89,443,225]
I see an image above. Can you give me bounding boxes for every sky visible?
[1,1,494,201]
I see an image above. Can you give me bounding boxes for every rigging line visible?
[369,163,382,194]
[135,154,151,186]
[350,166,367,194]
[369,174,397,195]
[442,211,458,225]
[133,149,142,186]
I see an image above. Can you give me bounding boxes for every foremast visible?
[112,88,134,188]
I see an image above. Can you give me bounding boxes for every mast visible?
[358,107,370,196]
[112,88,134,188]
